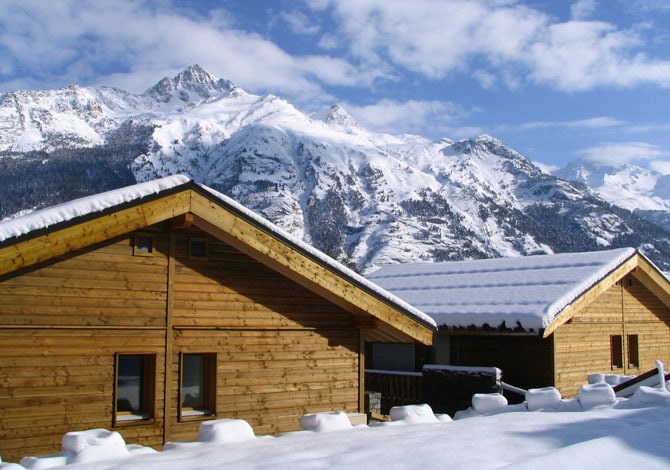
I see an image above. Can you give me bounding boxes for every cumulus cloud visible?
[578,141,665,165]
[0,0,380,103]
[280,10,320,35]
[571,0,598,20]
[310,0,670,92]
[343,99,478,138]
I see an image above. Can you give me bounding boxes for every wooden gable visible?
[543,253,670,338]
[0,182,434,345]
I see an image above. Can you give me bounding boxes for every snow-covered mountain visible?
[2,65,670,272]
[555,158,670,232]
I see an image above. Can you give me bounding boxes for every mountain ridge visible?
[2,65,670,273]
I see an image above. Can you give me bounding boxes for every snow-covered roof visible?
[367,248,638,332]
[0,174,191,242]
[0,175,436,332]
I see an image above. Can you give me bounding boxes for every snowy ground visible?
[3,382,670,470]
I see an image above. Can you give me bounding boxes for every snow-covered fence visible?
[366,365,503,417]
[423,365,502,416]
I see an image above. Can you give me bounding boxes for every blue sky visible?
[2,0,670,172]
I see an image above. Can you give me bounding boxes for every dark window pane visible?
[117,356,144,412]
[190,240,206,258]
[611,335,623,369]
[628,334,639,367]
[182,355,205,408]
[136,236,153,254]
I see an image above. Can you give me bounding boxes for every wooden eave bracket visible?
[170,212,194,229]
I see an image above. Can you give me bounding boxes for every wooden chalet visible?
[0,175,435,462]
[368,248,670,397]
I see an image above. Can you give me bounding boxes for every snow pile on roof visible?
[0,175,190,242]
[368,248,637,331]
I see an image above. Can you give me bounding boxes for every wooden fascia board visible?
[633,256,670,308]
[0,191,192,277]
[188,191,434,345]
[542,254,639,338]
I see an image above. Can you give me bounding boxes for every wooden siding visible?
[0,329,166,462]
[553,276,670,396]
[166,228,360,441]
[0,226,362,461]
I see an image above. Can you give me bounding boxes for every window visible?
[610,335,623,369]
[189,238,208,259]
[627,334,639,368]
[180,353,216,418]
[134,234,154,256]
[114,354,156,423]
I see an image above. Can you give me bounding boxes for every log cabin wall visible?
[167,227,360,442]
[0,231,169,462]
[0,225,361,462]
[553,275,670,397]
[447,334,554,391]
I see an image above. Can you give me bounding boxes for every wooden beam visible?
[632,256,670,308]
[170,212,194,229]
[543,255,639,338]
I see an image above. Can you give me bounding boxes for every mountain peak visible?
[144,65,237,103]
[319,104,362,131]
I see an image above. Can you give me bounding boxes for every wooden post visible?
[163,233,176,442]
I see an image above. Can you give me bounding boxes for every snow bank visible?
[389,404,440,423]
[629,385,670,406]
[196,419,256,443]
[587,373,634,385]
[472,393,508,414]
[525,387,562,411]
[19,428,150,469]
[300,412,353,432]
[578,383,616,408]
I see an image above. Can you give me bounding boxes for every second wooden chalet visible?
[0,175,435,462]
[368,249,670,396]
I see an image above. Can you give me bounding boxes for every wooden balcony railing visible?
[365,369,423,415]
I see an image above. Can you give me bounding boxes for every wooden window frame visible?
[610,335,623,370]
[113,353,156,425]
[627,334,639,368]
[188,237,208,260]
[133,233,155,257]
[179,352,217,420]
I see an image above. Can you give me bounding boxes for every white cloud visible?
[522,116,625,130]
[649,160,670,174]
[571,0,598,20]
[343,99,477,138]
[578,141,665,165]
[280,10,320,35]
[0,0,379,104]
[310,0,670,92]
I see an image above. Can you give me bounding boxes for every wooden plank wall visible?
[0,224,362,462]
[0,234,169,462]
[622,277,670,373]
[553,276,670,397]
[167,228,360,442]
